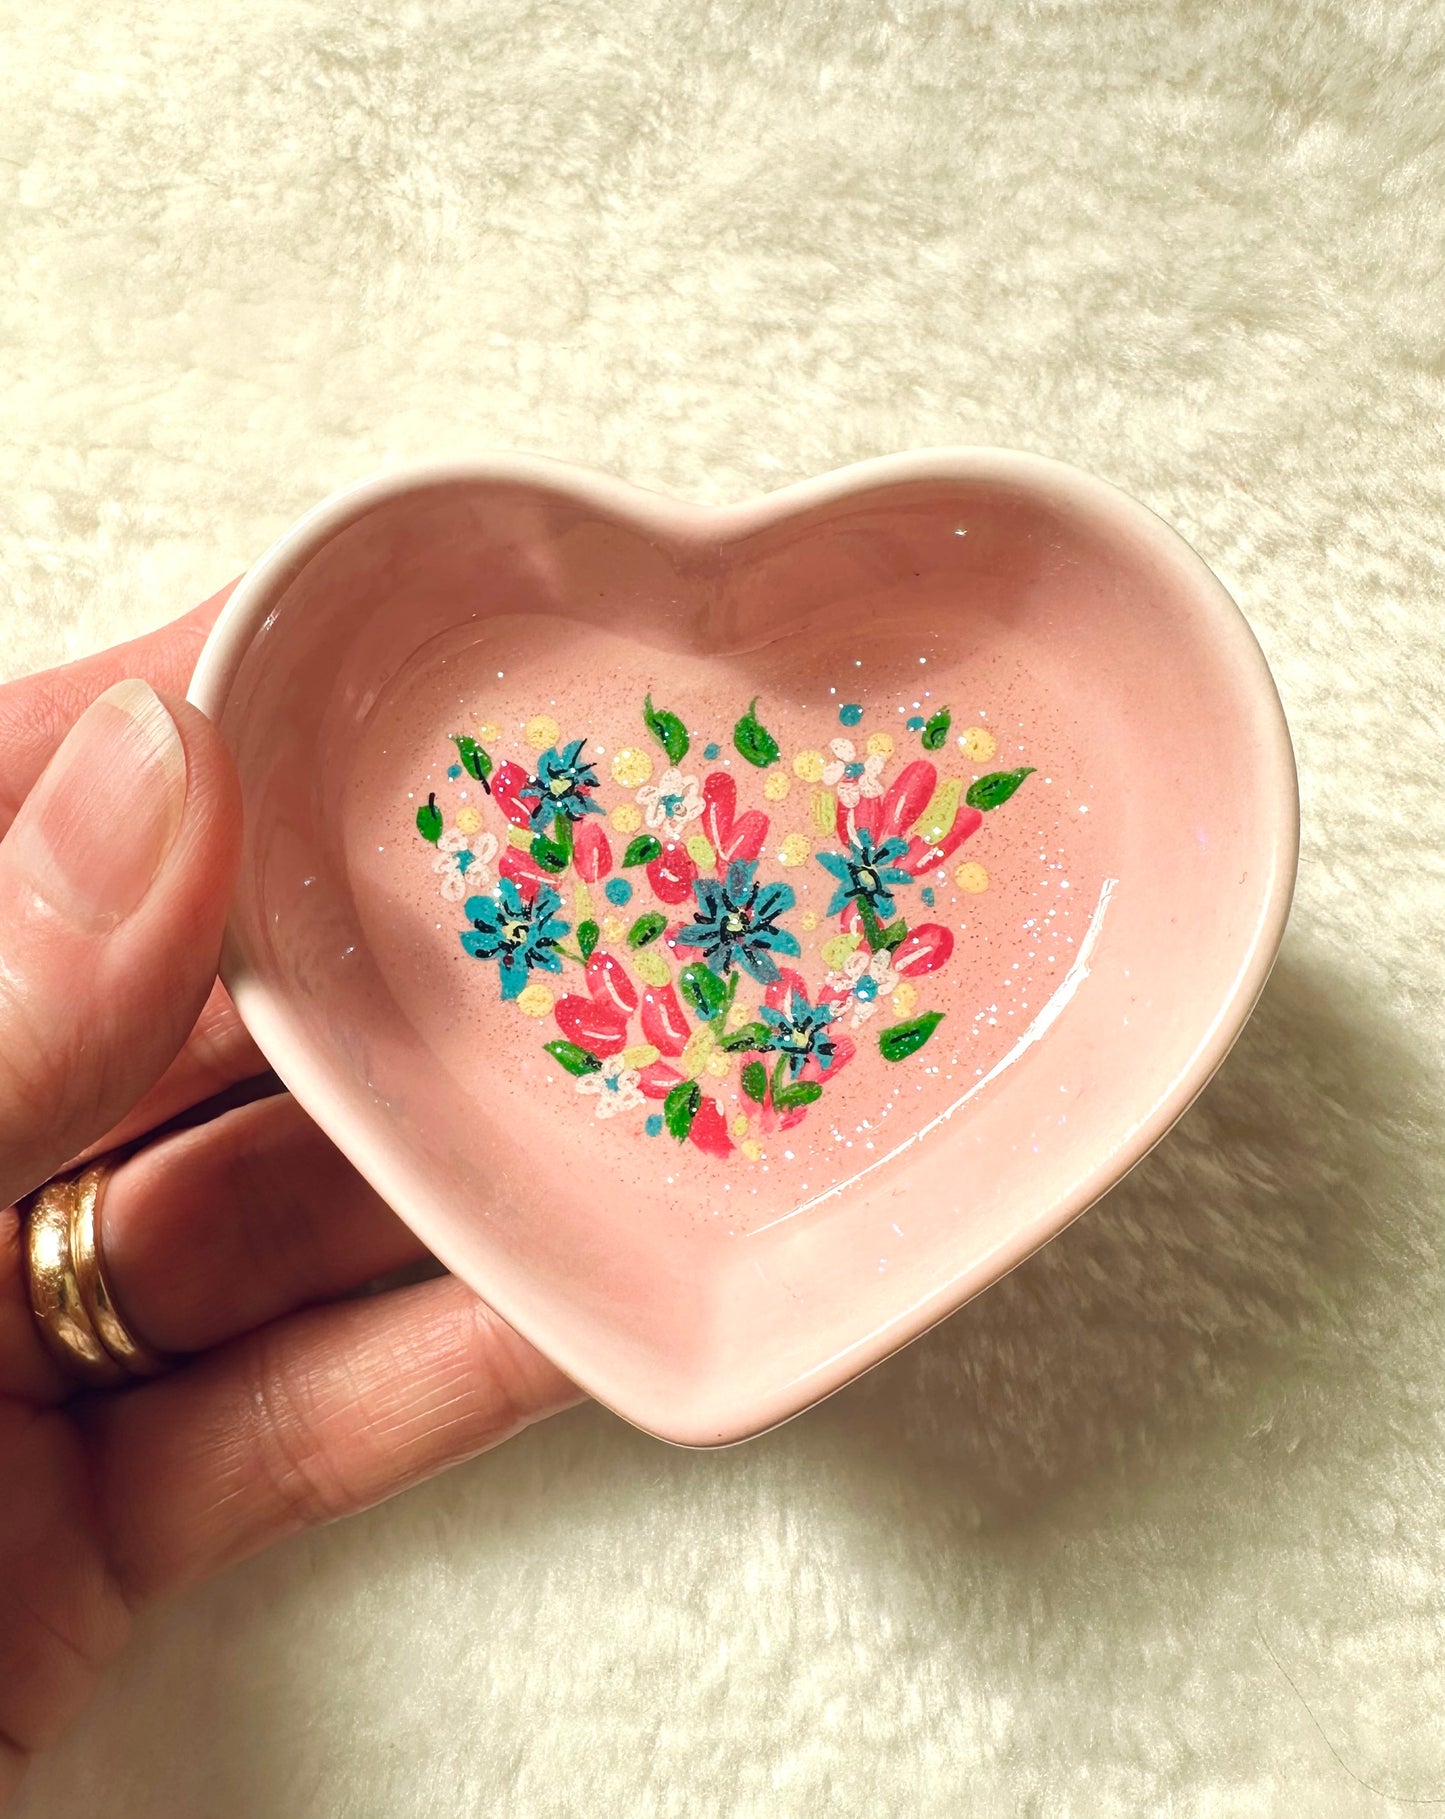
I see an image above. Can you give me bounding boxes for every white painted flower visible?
[575,1054,645,1119]
[821,738,886,808]
[433,827,499,901]
[636,766,704,840]
[826,947,901,1028]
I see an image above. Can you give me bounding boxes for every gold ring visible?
[23,1161,166,1387]
[70,1163,166,1377]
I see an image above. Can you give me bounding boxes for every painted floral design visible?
[674,859,801,985]
[576,1054,646,1119]
[414,692,1036,1161]
[524,739,605,831]
[816,828,913,922]
[431,825,500,902]
[822,736,885,808]
[636,766,704,840]
[827,944,902,1028]
[760,982,840,1078]
[461,878,569,999]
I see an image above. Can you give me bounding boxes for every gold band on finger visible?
[23,1161,166,1388]
[70,1163,166,1378]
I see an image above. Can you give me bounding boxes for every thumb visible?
[0,679,241,1207]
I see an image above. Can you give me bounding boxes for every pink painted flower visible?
[891,923,955,976]
[552,951,640,1057]
[491,760,536,832]
[898,806,981,877]
[700,771,768,873]
[646,840,699,905]
[572,819,613,882]
[498,846,553,899]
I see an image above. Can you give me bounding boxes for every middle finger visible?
[100,1094,432,1355]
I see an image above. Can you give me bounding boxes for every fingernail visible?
[10,679,188,932]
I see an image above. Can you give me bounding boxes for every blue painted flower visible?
[674,860,801,985]
[761,987,839,1079]
[814,829,913,920]
[461,878,569,998]
[524,738,605,831]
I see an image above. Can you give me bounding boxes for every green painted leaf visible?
[856,897,908,953]
[531,834,569,872]
[966,767,1035,811]
[921,707,952,751]
[719,1020,770,1052]
[545,1040,601,1077]
[879,1011,945,1062]
[531,814,574,873]
[577,919,600,961]
[452,734,492,783]
[741,1060,769,1103]
[622,834,664,868]
[664,1078,701,1141]
[774,1080,823,1111]
[733,696,780,768]
[679,962,730,1022]
[876,917,910,953]
[627,912,667,948]
[416,793,443,844]
[644,694,689,765]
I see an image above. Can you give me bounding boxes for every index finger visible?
[0,580,238,834]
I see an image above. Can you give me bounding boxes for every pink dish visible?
[187,449,1297,1445]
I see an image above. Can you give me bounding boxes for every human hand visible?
[0,591,578,1803]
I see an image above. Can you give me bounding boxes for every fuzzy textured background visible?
[5,1,1445,1813]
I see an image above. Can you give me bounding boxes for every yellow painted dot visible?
[792,749,826,783]
[801,910,819,932]
[475,721,501,742]
[611,802,643,834]
[954,861,989,894]
[731,1114,751,1138]
[704,1050,732,1079]
[507,825,533,850]
[821,931,862,971]
[524,714,560,751]
[723,1000,755,1033]
[959,726,997,761]
[865,732,894,759]
[456,805,483,835]
[681,1024,717,1078]
[763,771,791,802]
[685,834,716,868]
[611,746,654,788]
[632,949,672,987]
[601,914,626,942]
[916,778,963,845]
[810,788,837,835]
[516,982,554,1018]
[572,881,594,918]
[778,833,810,867]
[741,1139,763,1162]
[621,1042,660,1070]
[891,981,919,1018]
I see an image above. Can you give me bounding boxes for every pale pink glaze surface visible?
[188,450,1297,1445]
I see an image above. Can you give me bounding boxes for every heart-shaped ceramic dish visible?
[188,448,1296,1445]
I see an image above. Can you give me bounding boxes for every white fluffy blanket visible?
[6,1,1444,1812]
